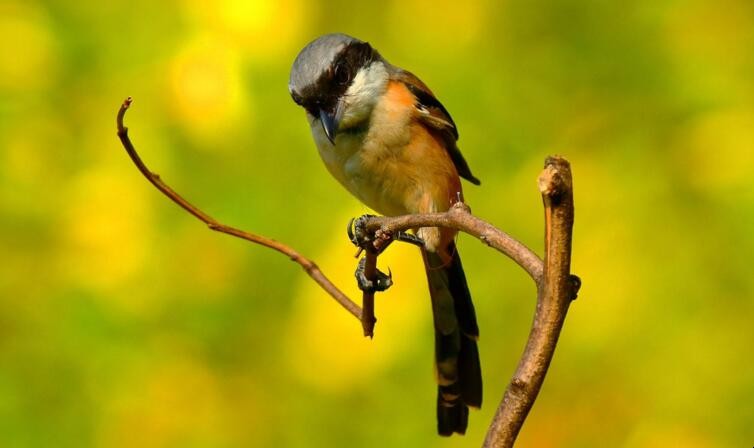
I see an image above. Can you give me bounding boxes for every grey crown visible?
[288,33,362,96]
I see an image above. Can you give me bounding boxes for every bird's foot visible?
[348,214,425,254]
[355,257,393,293]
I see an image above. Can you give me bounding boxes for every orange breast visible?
[362,81,462,251]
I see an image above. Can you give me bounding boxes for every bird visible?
[288,33,482,436]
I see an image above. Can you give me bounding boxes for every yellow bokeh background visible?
[1,0,753,446]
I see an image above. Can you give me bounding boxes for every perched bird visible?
[289,33,482,436]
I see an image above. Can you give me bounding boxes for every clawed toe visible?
[392,230,424,248]
[347,214,376,249]
[355,257,393,293]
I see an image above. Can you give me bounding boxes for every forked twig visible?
[116,98,578,447]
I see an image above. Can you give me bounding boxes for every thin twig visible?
[361,251,377,337]
[483,156,579,447]
[116,97,362,319]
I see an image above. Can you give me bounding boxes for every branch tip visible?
[116,98,132,134]
[539,156,573,199]
[537,165,563,198]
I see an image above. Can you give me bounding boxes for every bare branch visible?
[117,98,578,446]
[483,156,580,447]
[361,203,543,284]
[116,97,362,319]
[360,250,378,337]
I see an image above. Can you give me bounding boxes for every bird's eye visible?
[333,62,351,86]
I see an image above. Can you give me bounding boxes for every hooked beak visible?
[319,107,340,145]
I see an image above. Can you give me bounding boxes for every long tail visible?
[423,241,482,436]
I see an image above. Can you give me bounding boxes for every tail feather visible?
[446,248,479,339]
[434,331,460,386]
[437,383,469,436]
[458,335,482,408]
[424,242,482,436]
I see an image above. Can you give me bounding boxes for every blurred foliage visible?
[1,0,753,446]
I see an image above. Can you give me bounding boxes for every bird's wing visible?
[394,69,481,185]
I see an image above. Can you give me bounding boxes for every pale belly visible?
[311,121,461,217]
[314,127,419,216]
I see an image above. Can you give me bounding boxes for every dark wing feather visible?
[394,70,481,185]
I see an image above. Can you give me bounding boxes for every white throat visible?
[338,61,389,131]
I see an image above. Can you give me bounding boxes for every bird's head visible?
[289,33,389,143]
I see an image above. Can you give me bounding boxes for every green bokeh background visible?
[1,1,753,446]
